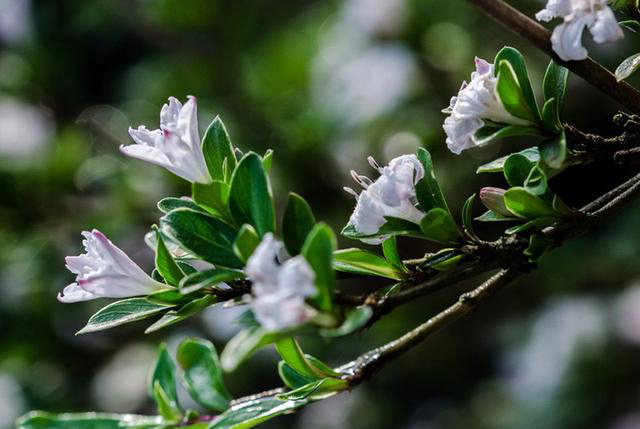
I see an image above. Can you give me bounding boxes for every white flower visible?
[245,233,317,331]
[122,96,213,184]
[536,0,623,61]
[58,230,165,303]
[345,154,425,242]
[443,57,531,155]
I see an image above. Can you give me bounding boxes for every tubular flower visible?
[345,154,425,242]
[58,230,165,303]
[122,96,213,184]
[536,0,623,61]
[443,58,531,155]
[245,233,317,331]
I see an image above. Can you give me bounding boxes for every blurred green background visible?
[1,0,640,428]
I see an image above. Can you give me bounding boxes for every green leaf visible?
[262,149,273,174]
[616,52,640,82]
[475,210,520,222]
[233,224,260,262]
[76,298,173,335]
[494,46,540,119]
[620,19,640,33]
[503,153,536,187]
[301,223,336,312]
[161,208,243,268]
[542,60,569,117]
[504,187,557,219]
[192,181,232,221]
[476,147,540,173]
[179,268,245,295]
[333,248,404,280]
[150,344,179,407]
[278,362,315,389]
[152,381,182,422]
[202,116,236,182]
[277,378,347,401]
[145,295,217,333]
[147,287,197,305]
[430,254,464,271]
[155,230,185,287]
[158,197,207,214]
[524,234,551,262]
[177,338,232,412]
[341,216,424,241]
[496,60,537,121]
[473,124,543,146]
[539,131,567,170]
[382,236,407,272]
[505,216,556,234]
[274,337,338,380]
[415,147,449,212]
[422,248,462,271]
[208,397,306,429]
[320,305,373,338]
[282,193,316,256]
[552,194,573,216]
[541,97,563,133]
[523,165,549,197]
[461,194,477,238]
[16,412,162,429]
[220,328,277,372]
[177,262,197,275]
[419,208,463,244]
[228,152,275,237]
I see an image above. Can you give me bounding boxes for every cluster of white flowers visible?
[123,96,213,184]
[345,154,425,242]
[245,233,317,331]
[442,58,531,155]
[58,230,165,303]
[536,0,623,61]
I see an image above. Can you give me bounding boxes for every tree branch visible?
[228,164,640,409]
[467,0,640,115]
[340,266,524,384]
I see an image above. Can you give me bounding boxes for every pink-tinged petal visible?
[590,7,623,44]
[550,16,590,61]
[474,57,492,75]
[128,126,161,146]
[278,256,316,298]
[160,96,182,128]
[120,142,172,169]
[178,95,200,149]
[246,233,281,293]
[57,283,95,303]
[349,190,386,235]
[89,230,157,282]
[251,295,313,332]
[65,254,101,275]
[77,273,160,298]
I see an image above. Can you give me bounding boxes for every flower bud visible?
[479,187,512,217]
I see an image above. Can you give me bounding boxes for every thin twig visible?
[341,266,523,383]
[467,0,640,115]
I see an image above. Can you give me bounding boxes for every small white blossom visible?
[536,0,623,61]
[245,234,317,331]
[443,58,531,155]
[122,96,212,184]
[58,230,165,303]
[345,154,425,243]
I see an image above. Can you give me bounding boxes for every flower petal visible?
[57,283,96,303]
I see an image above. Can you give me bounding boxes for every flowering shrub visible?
[16,1,640,429]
